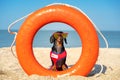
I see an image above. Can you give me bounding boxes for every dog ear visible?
[63,33,68,44]
[50,35,55,44]
[64,38,67,44]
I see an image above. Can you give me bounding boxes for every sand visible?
[0,47,120,80]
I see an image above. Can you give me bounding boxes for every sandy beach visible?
[0,47,120,80]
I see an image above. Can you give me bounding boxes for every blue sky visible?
[0,0,120,31]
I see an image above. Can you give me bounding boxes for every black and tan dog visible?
[50,31,68,71]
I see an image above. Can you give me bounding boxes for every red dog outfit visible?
[50,51,67,70]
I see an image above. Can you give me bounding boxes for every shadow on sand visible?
[68,64,107,77]
[88,64,107,76]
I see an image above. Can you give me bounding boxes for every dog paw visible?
[51,65,57,71]
[62,65,68,70]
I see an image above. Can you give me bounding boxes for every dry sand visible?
[0,47,120,80]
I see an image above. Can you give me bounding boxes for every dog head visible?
[50,31,68,44]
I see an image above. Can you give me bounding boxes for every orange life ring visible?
[16,4,99,77]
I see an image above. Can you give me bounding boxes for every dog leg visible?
[62,64,68,70]
[51,65,57,71]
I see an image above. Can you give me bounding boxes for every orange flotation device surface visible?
[16,4,99,77]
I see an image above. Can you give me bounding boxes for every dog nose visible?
[57,36,63,41]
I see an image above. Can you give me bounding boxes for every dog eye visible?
[62,33,68,38]
[53,33,59,39]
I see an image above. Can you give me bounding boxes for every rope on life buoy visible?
[8,12,33,58]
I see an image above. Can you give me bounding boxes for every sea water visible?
[0,30,120,48]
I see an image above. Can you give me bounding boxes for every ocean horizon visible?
[0,30,120,48]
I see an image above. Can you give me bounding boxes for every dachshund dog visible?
[50,31,68,71]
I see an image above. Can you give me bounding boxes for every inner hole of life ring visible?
[33,22,82,70]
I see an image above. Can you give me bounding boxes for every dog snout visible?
[57,35,63,41]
